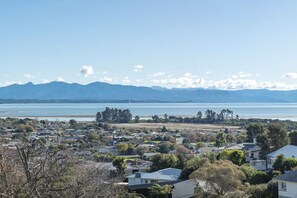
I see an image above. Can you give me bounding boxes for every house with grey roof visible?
[274,170,297,198]
[266,145,297,169]
[127,168,182,186]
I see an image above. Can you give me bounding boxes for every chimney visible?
[253,138,257,144]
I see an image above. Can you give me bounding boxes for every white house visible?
[225,139,261,163]
[127,168,182,186]
[175,137,184,145]
[266,145,297,169]
[274,170,297,198]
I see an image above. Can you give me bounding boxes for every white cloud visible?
[102,76,113,83]
[205,71,211,75]
[42,79,50,84]
[80,65,95,77]
[151,73,205,88]
[122,77,131,84]
[56,77,64,82]
[23,73,36,79]
[283,72,297,79]
[152,72,166,77]
[232,72,252,79]
[134,65,144,72]
[0,81,18,87]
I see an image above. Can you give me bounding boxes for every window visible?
[280,182,287,191]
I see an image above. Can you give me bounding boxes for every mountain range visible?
[0,81,297,103]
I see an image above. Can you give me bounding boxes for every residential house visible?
[274,170,297,198]
[171,179,198,198]
[225,139,262,170]
[125,160,153,176]
[266,145,297,169]
[142,152,160,160]
[127,168,182,186]
[225,139,261,163]
[128,179,198,198]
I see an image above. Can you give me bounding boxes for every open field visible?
[110,122,243,132]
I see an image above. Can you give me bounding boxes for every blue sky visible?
[1,0,297,90]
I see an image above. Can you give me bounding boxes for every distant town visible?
[1,107,297,197]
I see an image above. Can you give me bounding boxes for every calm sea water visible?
[0,103,297,121]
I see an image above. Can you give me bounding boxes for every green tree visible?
[273,154,297,173]
[214,132,226,147]
[246,124,265,142]
[176,145,190,155]
[69,119,77,125]
[205,109,217,123]
[148,184,173,198]
[134,115,140,123]
[284,158,297,171]
[190,160,246,196]
[158,142,175,154]
[240,164,257,182]
[112,157,127,175]
[289,131,297,146]
[257,132,270,158]
[180,157,209,179]
[151,154,179,171]
[152,115,161,123]
[25,125,34,132]
[250,171,271,185]
[197,111,203,120]
[161,126,168,132]
[219,150,245,165]
[247,181,278,198]
[273,154,285,173]
[268,123,289,151]
[96,112,102,122]
[135,146,149,155]
[96,107,132,123]
[116,143,129,155]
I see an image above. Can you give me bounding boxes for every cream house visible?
[274,170,297,198]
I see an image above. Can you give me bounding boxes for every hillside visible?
[0,82,297,103]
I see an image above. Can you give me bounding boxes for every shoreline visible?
[2,115,297,121]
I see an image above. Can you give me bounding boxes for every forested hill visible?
[1,81,297,103]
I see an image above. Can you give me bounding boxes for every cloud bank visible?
[150,72,297,90]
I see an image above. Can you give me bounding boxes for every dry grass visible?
[110,122,242,132]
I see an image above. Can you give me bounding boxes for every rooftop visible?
[274,171,297,183]
[267,145,297,158]
[127,168,182,181]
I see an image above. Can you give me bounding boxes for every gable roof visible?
[266,145,297,158]
[274,171,297,183]
[128,180,182,190]
[127,168,182,181]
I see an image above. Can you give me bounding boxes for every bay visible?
[0,103,297,121]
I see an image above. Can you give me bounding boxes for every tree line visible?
[96,107,132,123]
[96,107,236,124]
